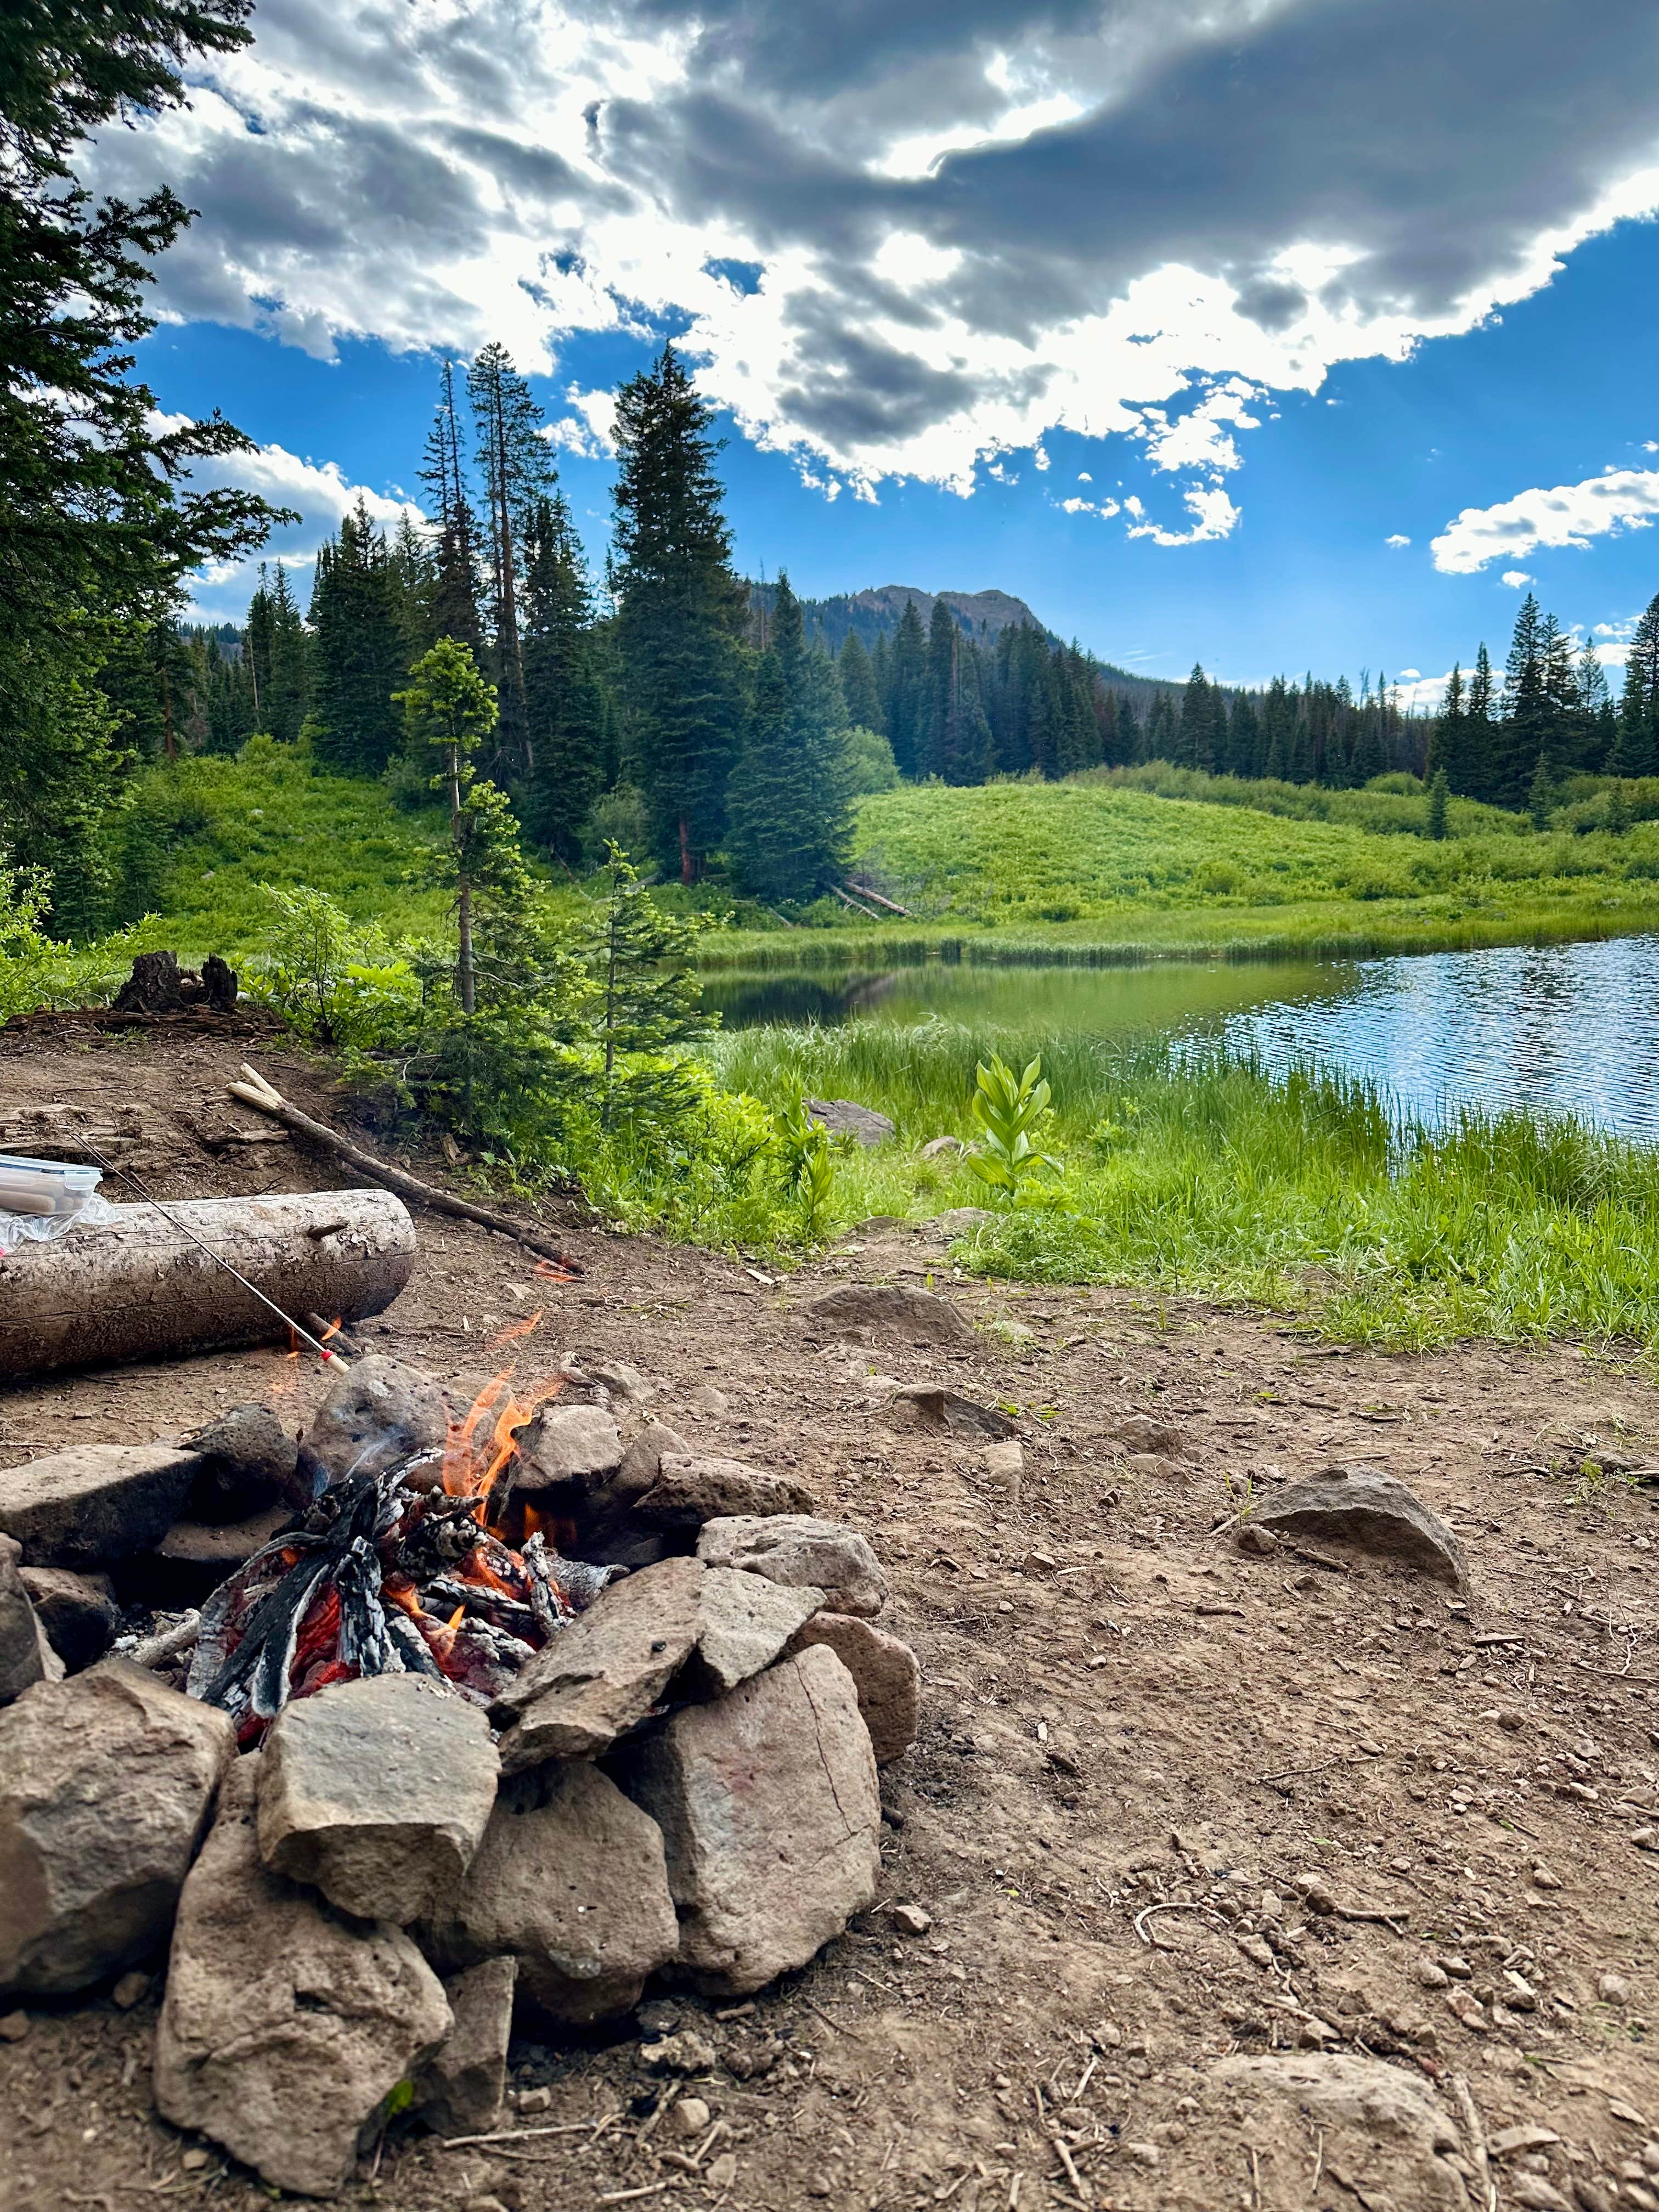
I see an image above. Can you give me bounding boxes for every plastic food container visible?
[0,1153,115,1251]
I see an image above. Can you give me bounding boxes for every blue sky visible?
[105,0,1659,695]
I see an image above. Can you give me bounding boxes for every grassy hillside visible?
[708,777,1659,964]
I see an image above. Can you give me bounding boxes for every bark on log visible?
[0,1189,416,1379]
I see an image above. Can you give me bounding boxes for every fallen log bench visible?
[0,1189,416,1379]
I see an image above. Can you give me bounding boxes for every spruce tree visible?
[1527,751,1555,831]
[885,599,928,776]
[245,566,274,733]
[1426,766,1449,839]
[467,343,554,778]
[1426,664,1463,791]
[420,360,484,657]
[726,574,854,903]
[1227,690,1259,778]
[399,637,504,1017]
[308,499,405,774]
[1619,590,1659,778]
[610,342,746,881]
[521,491,606,863]
[1465,644,1495,802]
[583,843,707,1126]
[1176,664,1211,769]
[1577,637,1613,770]
[264,562,310,743]
[837,630,880,732]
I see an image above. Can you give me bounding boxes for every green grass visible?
[709,1018,1659,1352]
[703,776,1659,966]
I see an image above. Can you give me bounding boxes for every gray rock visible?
[784,1613,920,1764]
[0,1442,200,1566]
[1252,1464,1470,1590]
[515,1403,624,1486]
[155,1756,450,2199]
[805,1098,896,1147]
[18,1566,119,1672]
[184,1402,299,1519]
[614,1420,691,1499]
[298,1356,450,1492]
[1112,1414,1187,1458]
[490,1555,703,1761]
[919,1135,965,1160]
[932,1207,992,1236]
[805,1284,972,1344]
[428,1760,678,2024]
[696,1515,887,1620]
[890,1385,1016,1440]
[618,1645,881,1996]
[0,1534,48,1705]
[692,1569,823,1695]
[1210,2052,1462,2209]
[0,1659,235,1998]
[415,1956,516,2136]
[591,1361,654,1404]
[635,1454,817,1529]
[156,1503,294,1571]
[258,1674,499,1924]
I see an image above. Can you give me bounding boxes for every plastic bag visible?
[0,1153,120,1254]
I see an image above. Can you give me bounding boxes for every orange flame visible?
[488,1310,543,1350]
[429,1601,467,1661]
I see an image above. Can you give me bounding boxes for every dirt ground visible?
[5,1025,1659,2212]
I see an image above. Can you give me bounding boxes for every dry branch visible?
[227,1066,583,1273]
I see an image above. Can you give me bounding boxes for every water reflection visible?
[1224,934,1659,1138]
[706,932,1659,1139]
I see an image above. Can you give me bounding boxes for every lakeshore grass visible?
[709,1018,1659,1353]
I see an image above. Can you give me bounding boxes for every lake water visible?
[702,932,1659,1139]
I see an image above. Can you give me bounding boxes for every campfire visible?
[187,1365,615,1741]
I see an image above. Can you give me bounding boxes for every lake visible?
[702,932,1659,1140]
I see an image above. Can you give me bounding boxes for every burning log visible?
[0,1188,416,1379]
[185,1368,620,1743]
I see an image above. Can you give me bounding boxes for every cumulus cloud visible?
[1125,484,1240,546]
[153,414,421,612]
[1431,466,1659,574]
[83,0,1659,520]
[1500,569,1535,588]
[1386,533,1411,548]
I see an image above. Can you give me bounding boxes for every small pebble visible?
[1126,2142,1160,2166]
[1599,1971,1632,2005]
[674,2096,712,2137]
[466,2199,513,2212]
[1235,1524,1278,1556]
[1356,1737,1385,1757]
[0,2011,29,2042]
[890,1903,932,1936]
[111,1971,149,2011]
[180,2150,209,2172]
[706,2151,738,2189]
[517,2086,552,2113]
[1417,1959,1451,1990]
[1531,1861,1562,1891]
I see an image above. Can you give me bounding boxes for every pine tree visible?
[1426,766,1449,839]
[1493,592,1547,806]
[1527,750,1555,831]
[1227,690,1259,778]
[837,630,880,732]
[308,499,405,774]
[467,343,554,779]
[885,598,928,776]
[869,632,891,736]
[1465,643,1495,802]
[264,562,310,743]
[583,843,706,1125]
[610,342,746,881]
[1577,638,1613,770]
[1426,663,1463,791]
[1146,690,1178,763]
[398,637,504,1016]
[726,574,854,903]
[245,566,274,733]
[1176,664,1211,770]
[520,491,605,863]
[1620,590,1659,779]
[420,360,484,657]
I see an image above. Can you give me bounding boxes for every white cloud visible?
[153,414,422,615]
[1059,494,1121,518]
[1125,484,1240,546]
[541,385,618,458]
[1385,533,1411,548]
[75,0,1659,519]
[1431,466,1659,573]
[1500,569,1535,588]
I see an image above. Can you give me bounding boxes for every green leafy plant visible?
[253,883,403,1047]
[966,1053,1063,1203]
[774,1096,837,1237]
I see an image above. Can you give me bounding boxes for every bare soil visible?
[5,1026,1659,2212]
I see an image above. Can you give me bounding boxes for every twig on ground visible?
[441,2123,599,2147]
[1450,2073,1495,2212]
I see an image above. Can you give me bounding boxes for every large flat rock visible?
[635,1453,817,1529]
[692,1568,823,1696]
[428,1760,678,2023]
[258,1674,499,1924]
[1252,1463,1470,1590]
[155,1757,450,2199]
[805,1283,972,1344]
[0,1442,200,1566]
[516,1403,624,1487]
[1210,2052,1463,2209]
[0,1660,235,1998]
[697,1514,888,1618]
[617,1644,882,1996]
[490,1555,703,1762]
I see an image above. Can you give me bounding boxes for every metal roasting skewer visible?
[71,1136,351,1370]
